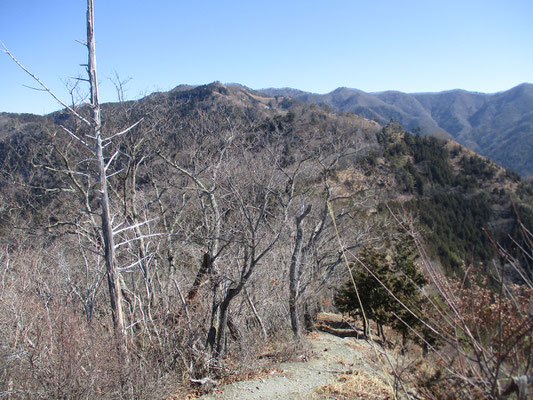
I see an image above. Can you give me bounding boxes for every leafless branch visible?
[1,41,92,126]
[105,150,120,171]
[113,218,157,235]
[118,253,154,272]
[114,233,167,249]
[105,168,125,179]
[59,125,94,150]
[103,117,144,143]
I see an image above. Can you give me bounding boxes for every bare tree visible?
[275,127,376,340]
[86,0,128,349]
[155,109,295,356]
[1,0,148,353]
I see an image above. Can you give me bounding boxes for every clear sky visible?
[1,0,532,115]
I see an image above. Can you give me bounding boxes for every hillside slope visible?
[260,84,533,176]
[1,83,531,273]
[1,82,532,398]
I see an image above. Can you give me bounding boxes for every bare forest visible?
[1,2,532,399]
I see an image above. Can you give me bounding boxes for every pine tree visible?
[335,236,427,345]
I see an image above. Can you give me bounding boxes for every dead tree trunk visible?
[87,0,126,349]
[2,0,135,353]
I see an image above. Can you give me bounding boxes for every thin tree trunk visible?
[401,331,407,355]
[378,322,386,343]
[215,284,245,355]
[215,293,232,355]
[289,204,312,340]
[187,252,212,302]
[214,259,259,356]
[87,0,126,349]
[289,294,300,339]
[244,287,267,338]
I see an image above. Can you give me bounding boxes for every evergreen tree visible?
[389,237,427,348]
[335,237,427,346]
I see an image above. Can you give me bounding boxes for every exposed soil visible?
[200,325,390,400]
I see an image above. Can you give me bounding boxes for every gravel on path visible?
[200,331,381,400]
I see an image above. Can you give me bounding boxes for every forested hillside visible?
[1,82,532,398]
[261,83,533,177]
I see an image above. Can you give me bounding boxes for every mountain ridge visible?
[1,82,530,272]
[259,83,533,176]
[3,81,530,175]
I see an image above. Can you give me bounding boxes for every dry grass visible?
[313,370,393,400]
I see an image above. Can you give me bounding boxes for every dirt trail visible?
[200,331,384,400]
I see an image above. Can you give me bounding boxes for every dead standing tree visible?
[2,0,145,352]
[86,0,127,349]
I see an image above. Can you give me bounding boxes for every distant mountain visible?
[260,84,533,176]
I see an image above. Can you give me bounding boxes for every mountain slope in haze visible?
[260,84,533,176]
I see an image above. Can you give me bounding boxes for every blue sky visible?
[1,0,532,115]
